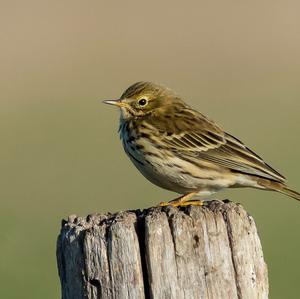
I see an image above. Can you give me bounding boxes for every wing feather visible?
[146,108,285,183]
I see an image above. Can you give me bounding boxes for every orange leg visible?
[159,192,204,207]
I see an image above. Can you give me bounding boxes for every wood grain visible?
[57,200,268,299]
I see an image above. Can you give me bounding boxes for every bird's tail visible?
[257,179,300,201]
[279,185,300,201]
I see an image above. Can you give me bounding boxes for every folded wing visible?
[152,108,285,183]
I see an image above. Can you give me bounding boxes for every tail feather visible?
[257,179,300,201]
[279,186,300,201]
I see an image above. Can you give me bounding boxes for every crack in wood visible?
[57,200,269,299]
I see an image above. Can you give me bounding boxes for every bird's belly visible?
[132,157,197,193]
[127,149,233,194]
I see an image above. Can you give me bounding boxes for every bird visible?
[103,81,300,206]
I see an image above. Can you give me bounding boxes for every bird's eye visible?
[138,98,148,106]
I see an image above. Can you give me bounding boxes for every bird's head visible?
[103,81,185,120]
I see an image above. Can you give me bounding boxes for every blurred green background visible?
[1,1,299,298]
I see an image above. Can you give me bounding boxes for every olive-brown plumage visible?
[104,81,300,205]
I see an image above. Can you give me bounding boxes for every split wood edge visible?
[57,200,269,299]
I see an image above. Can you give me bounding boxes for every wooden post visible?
[56,200,268,299]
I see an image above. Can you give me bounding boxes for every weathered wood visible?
[57,200,269,299]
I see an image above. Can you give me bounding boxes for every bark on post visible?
[56,200,269,299]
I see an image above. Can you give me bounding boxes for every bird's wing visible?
[198,133,285,182]
[150,108,285,183]
[163,122,226,152]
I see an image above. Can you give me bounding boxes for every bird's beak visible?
[102,99,124,107]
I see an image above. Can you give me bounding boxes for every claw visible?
[158,191,201,207]
[159,199,205,207]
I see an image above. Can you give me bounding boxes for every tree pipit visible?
[104,82,300,207]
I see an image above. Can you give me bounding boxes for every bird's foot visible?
[159,199,205,207]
